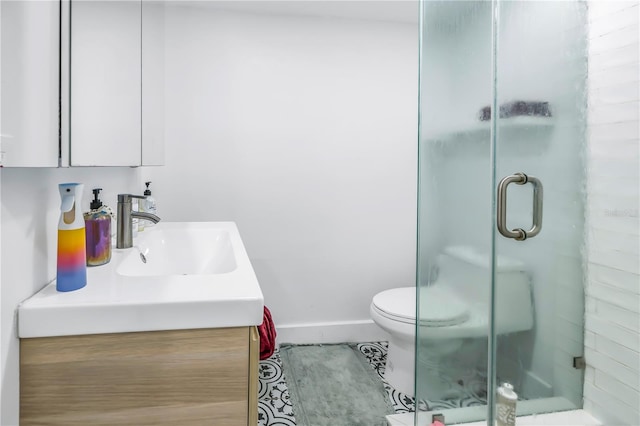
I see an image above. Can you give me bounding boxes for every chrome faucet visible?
[116,194,161,249]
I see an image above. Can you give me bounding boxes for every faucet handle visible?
[117,194,147,203]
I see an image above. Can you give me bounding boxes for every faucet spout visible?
[131,211,161,224]
[116,194,162,249]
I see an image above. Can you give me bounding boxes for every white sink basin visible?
[18,222,264,338]
[117,223,237,277]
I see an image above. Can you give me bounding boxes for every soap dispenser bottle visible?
[57,183,87,292]
[84,188,112,266]
[139,181,157,231]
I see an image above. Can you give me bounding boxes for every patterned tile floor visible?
[258,347,297,426]
[258,342,487,426]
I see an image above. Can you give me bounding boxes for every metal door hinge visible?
[432,413,445,425]
[573,356,586,369]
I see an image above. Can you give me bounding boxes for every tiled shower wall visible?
[584,1,640,425]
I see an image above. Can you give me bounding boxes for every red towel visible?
[258,306,277,360]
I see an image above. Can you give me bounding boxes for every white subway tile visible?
[585,330,597,349]
[588,175,640,198]
[586,275,640,302]
[588,63,640,88]
[595,335,640,372]
[589,263,640,294]
[587,228,640,255]
[588,164,639,182]
[583,398,594,414]
[589,120,640,142]
[588,156,640,179]
[585,315,640,352]
[589,42,639,71]
[585,347,640,390]
[588,100,640,125]
[587,216,640,236]
[586,365,597,384]
[584,381,640,425]
[583,397,629,426]
[589,4,640,38]
[588,195,640,220]
[587,182,640,201]
[590,78,640,104]
[595,368,640,408]
[589,247,640,274]
[587,182,639,204]
[588,7,640,412]
[590,24,640,53]
[587,282,640,312]
[589,1,640,21]
[596,299,640,331]
[588,137,640,161]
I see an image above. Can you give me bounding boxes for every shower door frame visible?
[415,1,588,425]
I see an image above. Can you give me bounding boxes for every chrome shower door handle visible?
[496,172,543,241]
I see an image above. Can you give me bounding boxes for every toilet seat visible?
[372,286,469,327]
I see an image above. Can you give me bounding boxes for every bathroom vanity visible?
[20,327,259,425]
[18,222,263,426]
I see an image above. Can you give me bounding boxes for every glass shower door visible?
[416,1,495,424]
[491,0,588,422]
[415,1,588,425]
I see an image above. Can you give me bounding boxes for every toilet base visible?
[385,337,473,400]
[415,361,466,401]
[384,337,415,397]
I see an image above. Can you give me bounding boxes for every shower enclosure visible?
[415,1,587,424]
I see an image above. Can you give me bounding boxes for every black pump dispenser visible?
[90,188,103,210]
[144,181,152,196]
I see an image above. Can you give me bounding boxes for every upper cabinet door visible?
[141,1,165,166]
[70,0,141,166]
[1,1,60,167]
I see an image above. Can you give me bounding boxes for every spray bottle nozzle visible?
[144,181,152,196]
[90,188,103,210]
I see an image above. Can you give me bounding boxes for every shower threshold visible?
[386,397,601,426]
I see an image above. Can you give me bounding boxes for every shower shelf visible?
[427,116,555,143]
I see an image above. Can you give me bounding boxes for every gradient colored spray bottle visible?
[57,183,87,292]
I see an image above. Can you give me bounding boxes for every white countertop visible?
[18,222,264,338]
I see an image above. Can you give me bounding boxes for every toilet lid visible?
[373,286,469,327]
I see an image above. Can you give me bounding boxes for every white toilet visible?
[370,246,534,398]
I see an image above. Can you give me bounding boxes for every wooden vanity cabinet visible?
[20,326,259,426]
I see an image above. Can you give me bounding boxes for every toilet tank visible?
[435,246,534,334]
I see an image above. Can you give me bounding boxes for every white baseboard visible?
[276,319,389,345]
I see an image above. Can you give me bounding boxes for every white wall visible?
[584,1,640,425]
[0,168,140,426]
[149,2,418,341]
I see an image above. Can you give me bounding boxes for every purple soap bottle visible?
[83,188,112,266]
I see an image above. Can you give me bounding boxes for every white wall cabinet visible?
[0,0,164,168]
[141,1,166,166]
[1,1,60,167]
[70,0,142,166]
[71,0,164,167]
